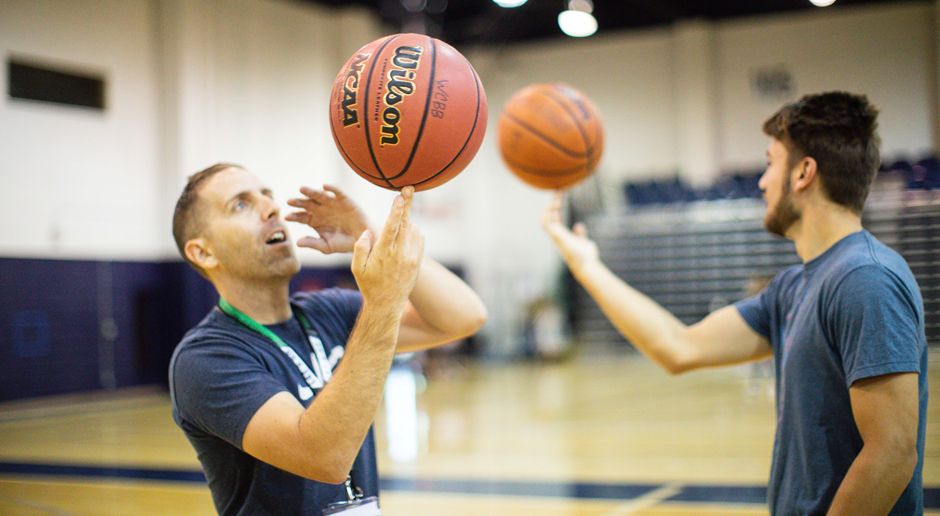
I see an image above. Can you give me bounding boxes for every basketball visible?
[329,33,487,191]
[497,83,604,190]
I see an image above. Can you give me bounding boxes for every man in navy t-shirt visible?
[541,92,927,515]
[169,164,486,515]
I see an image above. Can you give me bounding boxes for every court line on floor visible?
[0,494,80,516]
[0,462,937,508]
[596,482,684,515]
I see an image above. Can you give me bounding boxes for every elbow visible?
[318,469,352,486]
[302,453,357,485]
[652,345,699,375]
[870,431,919,481]
[453,299,488,339]
[661,358,696,376]
[309,469,348,486]
[468,302,488,335]
[895,436,920,477]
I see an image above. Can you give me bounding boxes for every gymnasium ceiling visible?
[306,0,893,47]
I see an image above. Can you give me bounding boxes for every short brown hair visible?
[762,91,880,214]
[172,163,242,276]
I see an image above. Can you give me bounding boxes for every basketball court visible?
[0,347,937,515]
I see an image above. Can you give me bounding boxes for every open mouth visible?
[266,231,287,245]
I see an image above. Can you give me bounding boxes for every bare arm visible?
[242,188,424,482]
[395,255,487,353]
[826,372,920,516]
[541,192,771,373]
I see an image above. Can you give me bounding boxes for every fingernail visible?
[396,196,404,206]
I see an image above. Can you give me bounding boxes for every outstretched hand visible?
[285,185,370,254]
[352,186,425,310]
[540,191,599,271]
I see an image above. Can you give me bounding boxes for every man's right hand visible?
[540,191,600,273]
[351,186,425,313]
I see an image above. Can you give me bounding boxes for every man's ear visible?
[793,156,817,192]
[185,238,218,272]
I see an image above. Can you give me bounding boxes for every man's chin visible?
[764,212,798,239]
[265,255,301,279]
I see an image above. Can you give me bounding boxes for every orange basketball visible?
[329,33,487,191]
[498,83,604,190]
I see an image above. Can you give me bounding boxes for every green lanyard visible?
[217,298,332,391]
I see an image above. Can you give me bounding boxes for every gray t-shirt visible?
[170,288,378,516]
[736,230,928,516]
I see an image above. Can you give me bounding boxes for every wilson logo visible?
[380,45,423,146]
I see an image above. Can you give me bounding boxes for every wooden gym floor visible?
[0,346,937,516]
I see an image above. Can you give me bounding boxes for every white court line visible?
[598,482,684,516]
[0,494,80,516]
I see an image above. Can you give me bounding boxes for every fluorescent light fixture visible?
[568,0,593,13]
[558,10,597,37]
[493,0,527,7]
[809,0,836,5]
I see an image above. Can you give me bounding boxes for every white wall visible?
[1,0,937,354]
[716,2,936,170]
[0,0,162,259]
[157,0,392,266]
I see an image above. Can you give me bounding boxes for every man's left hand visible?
[286,184,371,254]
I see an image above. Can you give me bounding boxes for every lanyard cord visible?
[217,298,359,497]
[216,297,331,389]
[219,297,362,501]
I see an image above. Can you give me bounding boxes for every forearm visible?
[296,302,400,481]
[571,257,697,373]
[826,441,917,515]
[408,256,487,337]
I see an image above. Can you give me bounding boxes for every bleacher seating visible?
[577,155,940,350]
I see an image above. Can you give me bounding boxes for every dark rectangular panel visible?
[7,58,105,110]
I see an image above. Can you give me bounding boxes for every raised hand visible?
[285,184,370,254]
[351,186,425,312]
[540,191,599,271]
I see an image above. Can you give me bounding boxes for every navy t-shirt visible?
[169,288,379,516]
[735,231,928,516]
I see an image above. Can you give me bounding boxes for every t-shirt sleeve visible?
[315,288,363,329]
[735,286,773,341]
[295,287,363,339]
[171,336,288,450]
[827,265,923,387]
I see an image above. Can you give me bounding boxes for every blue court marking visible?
[380,477,660,500]
[0,462,206,483]
[0,462,937,507]
[664,484,767,504]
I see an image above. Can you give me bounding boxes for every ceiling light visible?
[493,0,527,7]
[558,9,597,37]
[809,0,836,5]
[568,0,593,13]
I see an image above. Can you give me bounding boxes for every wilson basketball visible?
[498,83,604,190]
[329,33,487,191]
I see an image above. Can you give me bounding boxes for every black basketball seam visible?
[383,36,436,184]
[330,77,391,182]
[330,115,373,178]
[541,85,597,168]
[410,53,484,189]
[363,35,401,190]
[502,154,590,177]
[502,111,589,159]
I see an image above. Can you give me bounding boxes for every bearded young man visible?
[169,164,486,515]
[541,92,927,516]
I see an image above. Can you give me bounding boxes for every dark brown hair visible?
[171,163,242,276]
[762,91,880,214]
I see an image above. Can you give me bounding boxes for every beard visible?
[764,175,801,238]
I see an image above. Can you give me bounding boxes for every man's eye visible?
[234,201,247,211]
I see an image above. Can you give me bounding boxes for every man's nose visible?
[261,196,280,220]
